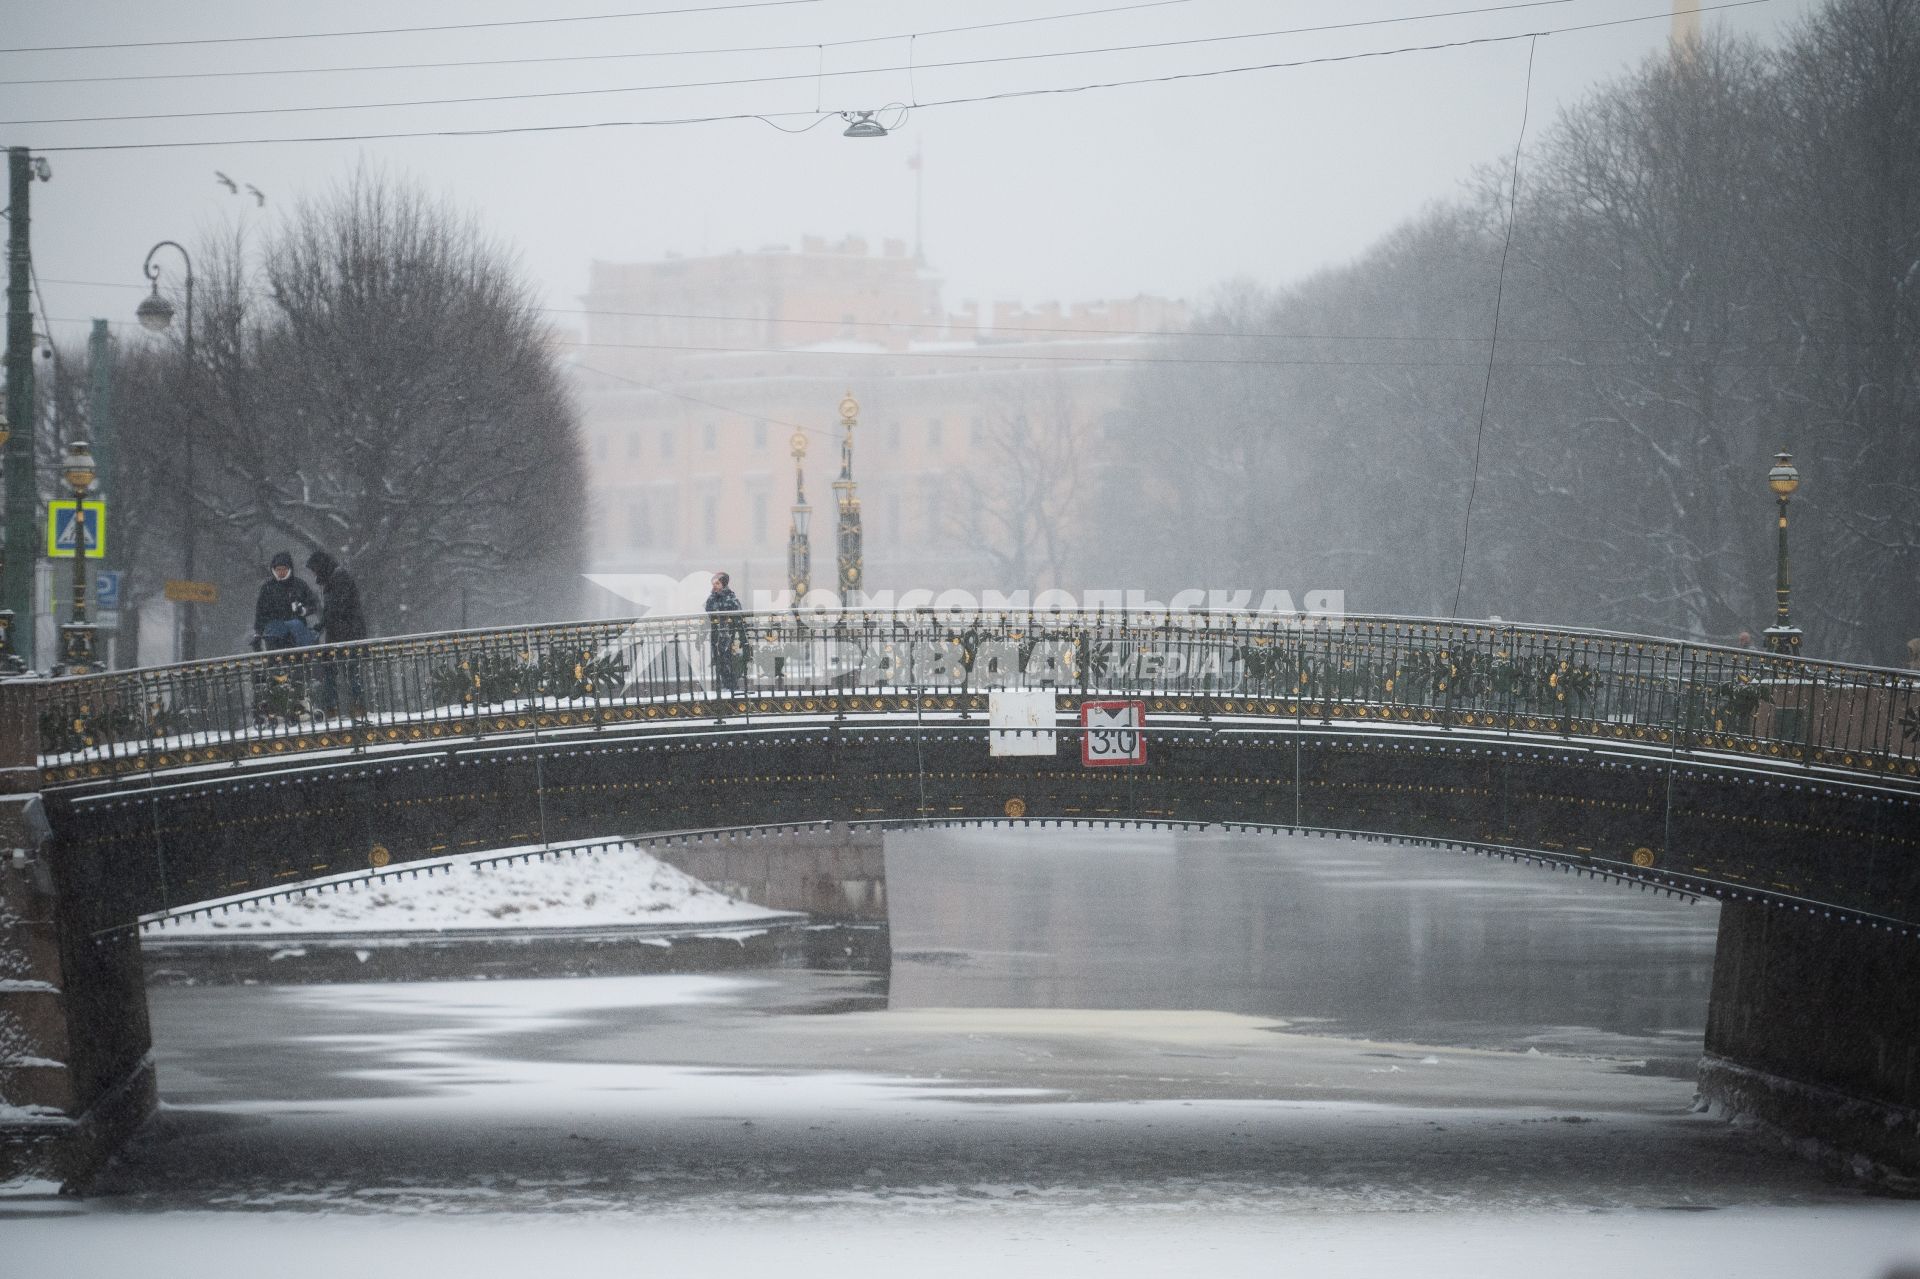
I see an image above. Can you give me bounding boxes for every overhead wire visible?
[0,0,1195,87]
[21,0,1774,152]
[0,0,825,55]
[6,1,1585,128]
[43,312,1851,372]
[1451,35,1536,618]
[41,273,1887,348]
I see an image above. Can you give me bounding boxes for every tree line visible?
[1082,0,1918,666]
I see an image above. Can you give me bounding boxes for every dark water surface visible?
[884,828,1718,1059]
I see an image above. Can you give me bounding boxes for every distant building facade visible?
[566,235,1187,611]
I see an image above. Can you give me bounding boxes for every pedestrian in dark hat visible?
[306,549,369,714]
[252,550,318,650]
[705,570,747,693]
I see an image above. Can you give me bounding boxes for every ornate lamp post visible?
[833,391,863,603]
[137,240,201,660]
[58,440,98,673]
[0,405,15,668]
[787,430,812,604]
[1763,451,1802,656]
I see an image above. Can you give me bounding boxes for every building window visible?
[886,493,901,542]
[752,492,768,546]
[626,433,640,459]
[703,421,717,451]
[629,497,651,548]
[702,495,718,546]
[888,422,900,451]
[595,436,611,462]
[661,429,676,459]
[927,418,943,449]
[753,419,768,449]
[969,416,984,447]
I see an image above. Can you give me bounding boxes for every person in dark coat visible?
[306,549,369,714]
[705,571,747,693]
[252,550,319,650]
[305,550,367,642]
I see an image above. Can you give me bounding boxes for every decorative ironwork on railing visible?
[31,611,1920,786]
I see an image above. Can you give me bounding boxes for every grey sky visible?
[7,0,1816,348]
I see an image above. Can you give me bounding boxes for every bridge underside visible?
[43,714,1918,935]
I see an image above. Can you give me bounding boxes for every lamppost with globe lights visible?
[57,440,98,673]
[1763,451,1802,656]
[136,240,202,660]
[787,429,811,604]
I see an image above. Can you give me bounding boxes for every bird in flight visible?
[245,184,266,207]
[214,171,238,194]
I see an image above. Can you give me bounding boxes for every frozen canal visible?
[9,829,1919,1276]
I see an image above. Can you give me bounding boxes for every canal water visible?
[18,828,1918,1278]
[886,828,1717,1060]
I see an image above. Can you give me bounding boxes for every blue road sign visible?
[95,570,122,610]
[47,500,107,559]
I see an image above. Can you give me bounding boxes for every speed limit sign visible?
[1081,699,1146,767]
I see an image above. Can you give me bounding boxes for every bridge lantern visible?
[1763,451,1802,656]
[1767,452,1799,498]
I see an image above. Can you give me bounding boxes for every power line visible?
[25,1,1772,152]
[54,311,1836,370]
[571,360,832,436]
[0,1,1192,88]
[0,0,823,56]
[43,279,1879,350]
[6,1,1583,128]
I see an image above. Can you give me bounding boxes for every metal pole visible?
[141,241,197,660]
[87,321,114,667]
[3,149,38,666]
[1774,495,1791,631]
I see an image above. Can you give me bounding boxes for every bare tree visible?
[114,170,585,648]
[952,372,1087,590]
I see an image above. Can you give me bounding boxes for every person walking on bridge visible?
[705,571,747,694]
[306,549,369,715]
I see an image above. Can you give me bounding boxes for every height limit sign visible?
[1080,699,1146,767]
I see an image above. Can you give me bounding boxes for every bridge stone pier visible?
[1703,900,1920,1178]
[0,683,152,1192]
[652,827,887,922]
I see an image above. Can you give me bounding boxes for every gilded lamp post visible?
[787,429,812,603]
[1763,451,1802,656]
[833,392,863,602]
[58,439,98,673]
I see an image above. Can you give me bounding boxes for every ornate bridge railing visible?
[32,610,1920,787]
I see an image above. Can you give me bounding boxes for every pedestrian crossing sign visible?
[47,500,107,559]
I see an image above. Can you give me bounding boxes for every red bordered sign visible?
[1081,699,1146,767]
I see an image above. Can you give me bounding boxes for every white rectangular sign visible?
[989,689,1058,756]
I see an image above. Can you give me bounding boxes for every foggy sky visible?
[7,0,1817,348]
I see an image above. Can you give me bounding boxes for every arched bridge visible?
[27,609,1920,932]
[4,610,1918,1187]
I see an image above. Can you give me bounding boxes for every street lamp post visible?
[57,440,97,673]
[137,241,200,660]
[787,430,811,604]
[833,392,863,603]
[0,406,13,667]
[1763,451,1802,656]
